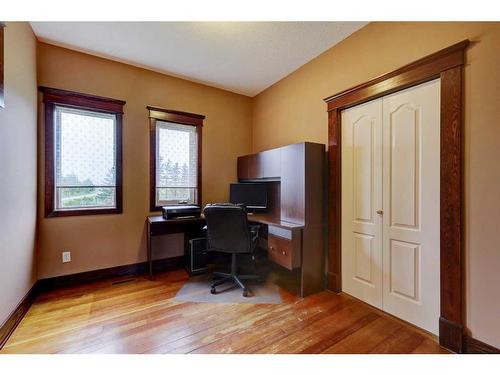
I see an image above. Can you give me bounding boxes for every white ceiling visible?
[30,22,367,97]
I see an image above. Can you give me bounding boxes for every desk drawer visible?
[268,233,301,270]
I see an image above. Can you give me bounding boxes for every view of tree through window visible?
[156,121,198,205]
[55,106,117,210]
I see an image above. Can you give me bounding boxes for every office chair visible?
[203,204,261,297]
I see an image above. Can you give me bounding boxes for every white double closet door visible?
[341,79,440,334]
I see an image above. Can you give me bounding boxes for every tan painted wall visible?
[252,22,500,347]
[0,22,38,324]
[36,43,253,279]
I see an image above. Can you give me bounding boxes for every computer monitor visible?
[229,183,268,212]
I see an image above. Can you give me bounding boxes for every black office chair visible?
[203,204,260,297]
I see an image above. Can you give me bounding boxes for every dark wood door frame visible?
[324,40,469,353]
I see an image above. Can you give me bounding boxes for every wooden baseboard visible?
[326,271,340,293]
[0,282,40,350]
[38,256,184,292]
[439,318,499,354]
[439,316,464,353]
[0,256,184,350]
[463,335,500,354]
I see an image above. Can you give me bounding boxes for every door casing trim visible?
[324,40,469,353]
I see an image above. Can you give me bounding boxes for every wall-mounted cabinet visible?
[237,148,281,180]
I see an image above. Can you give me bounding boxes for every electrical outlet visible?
[62,251,71,263]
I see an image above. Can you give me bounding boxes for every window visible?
[55,107,117,210]
[148,106,204,211]
[41,87,125,217]
[156,121,198,205]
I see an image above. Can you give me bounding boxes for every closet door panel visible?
[341,99,383,309]
[382,79,441,335]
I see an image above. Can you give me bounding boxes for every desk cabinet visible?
[268,230,301,270]
[147,216,205,279]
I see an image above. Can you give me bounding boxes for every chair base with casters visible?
[210,253,260,297]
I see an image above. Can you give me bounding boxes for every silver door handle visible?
[376,210,383,215]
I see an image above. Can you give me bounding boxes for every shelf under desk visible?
[146,215,206,279]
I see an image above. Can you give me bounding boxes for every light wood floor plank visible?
[0,269,447,354]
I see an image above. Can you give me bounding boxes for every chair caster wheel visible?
[243,289,249,297]
[210,287,216,294]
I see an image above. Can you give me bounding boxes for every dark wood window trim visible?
[40,86,126,218]
[0,23,5,108]
[147,106,205,212]
[324,40,469,353]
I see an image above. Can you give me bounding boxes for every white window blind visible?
[54,106,117,210]
[156,121,198,205]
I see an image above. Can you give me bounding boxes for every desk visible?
[247,213,304,229]
[147,215,205,279]
[147,212,318,297]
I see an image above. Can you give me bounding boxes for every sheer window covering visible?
[54,106,117,210]
[155,121,198,205]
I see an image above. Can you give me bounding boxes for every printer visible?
[162,205,201,220]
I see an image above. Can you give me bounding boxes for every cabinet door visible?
[238,149,281,180]
[261,148,281,178]
[238,154,260,180]
[247,154,261,179]
[237,155,250,180]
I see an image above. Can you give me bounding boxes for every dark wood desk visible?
[247,213,303,229]
[146,212,317,297]
[146,215,205,279]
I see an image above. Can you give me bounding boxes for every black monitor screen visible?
[229,183,268,210]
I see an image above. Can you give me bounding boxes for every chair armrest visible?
[249,224,260,232]
[249,224,260,249]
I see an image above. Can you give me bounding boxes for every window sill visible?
[151,204,199,212]
[45,207,122,218]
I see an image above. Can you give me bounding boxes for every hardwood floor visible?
[1,269,448,354]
